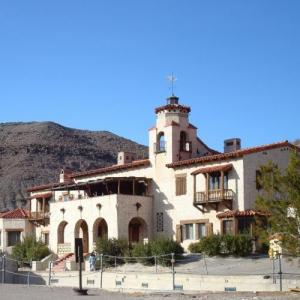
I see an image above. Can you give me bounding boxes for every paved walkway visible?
[0,285,299,300]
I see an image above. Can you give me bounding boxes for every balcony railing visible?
[195,189,234,203]
[57,243,72,255]
[29,211,50,220]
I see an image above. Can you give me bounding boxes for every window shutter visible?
[176,225,183,243]
[206,223,213,236]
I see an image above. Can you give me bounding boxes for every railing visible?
[57,243,72,255]
[195,189,234,203]
[29,211,50,220]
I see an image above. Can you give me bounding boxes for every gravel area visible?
[0,285,299,300]
[110,255,300,277]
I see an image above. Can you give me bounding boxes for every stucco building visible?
[3,95,299,256]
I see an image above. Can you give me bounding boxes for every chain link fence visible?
[1,253,300,292]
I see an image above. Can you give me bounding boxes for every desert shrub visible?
[233,234,252,256]
[200,235,221,256]
[188,241,203,253]
[150,238,184,266]
[130,238,183,266]
[188,234,253,257]
[12,235,50,263]
[131,242,153,265]
[96,238,129,256]
[220,235,236,255]
[96,238,130,266]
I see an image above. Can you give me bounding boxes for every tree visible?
[255,151,300,255]
[12,235,50,263]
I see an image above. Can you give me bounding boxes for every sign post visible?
[73,238,88,295]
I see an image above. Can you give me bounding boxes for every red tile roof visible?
[167,141,299,169]
[191,164,233,175]
[70,159,151,179]
[28,192,53,200]
[27,159,151,192]
[155,104,191,114]
[217,209,269,219]
[27,182,65,192]
[188,123,197,130]
[1,208,29,219]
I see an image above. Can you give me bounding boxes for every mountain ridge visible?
[0,121,148,210]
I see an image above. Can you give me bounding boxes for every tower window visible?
[180,131,187,151]
[156,132,166,152]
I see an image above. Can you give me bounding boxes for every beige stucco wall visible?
[243,146,291,209]
[0,218,33,253]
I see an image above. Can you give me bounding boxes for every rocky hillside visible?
[0,122,148,210]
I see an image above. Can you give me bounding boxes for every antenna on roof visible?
[166,73,177,96]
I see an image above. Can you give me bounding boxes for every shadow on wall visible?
[152,181,175,238]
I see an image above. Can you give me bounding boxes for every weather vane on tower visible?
[166,73,177,96]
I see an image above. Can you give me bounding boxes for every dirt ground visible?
[0,285,299,300]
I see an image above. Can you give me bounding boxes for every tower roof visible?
[155,95,191,114]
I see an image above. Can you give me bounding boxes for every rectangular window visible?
[176,175,187,196]
[223,220,234,235]
[7,231,21,247]
[156,212,164,232]
[209,172,229,190]
[43,233,49,245]
[197,223,206,239]
[185,224,194,240]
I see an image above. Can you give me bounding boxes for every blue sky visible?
[0,1,299,151]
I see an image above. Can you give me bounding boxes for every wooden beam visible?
[206,173,210,202]
[193,175,196,202]
[118,179,120,194]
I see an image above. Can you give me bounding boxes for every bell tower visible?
[149,95,198,165]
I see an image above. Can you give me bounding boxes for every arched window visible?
[157,132,166,152]
[180,131,187,151]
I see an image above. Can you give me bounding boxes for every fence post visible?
[154,256,157,274]
[3,255,5,284]
[171,253,175,290]
[27,260,31,286]
[48,261,52,286]
[114,256,117,273]
[278,254,282,292]
[100,254,103,289]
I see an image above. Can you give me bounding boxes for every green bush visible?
[131,242,153,265]
[188,234,253,257]
[220,235,235,255]
[188,241,203,253]
[12,235,50,263]
[96,238,130,266]
[234,234,253,256]
[201,235,221,256]
[128,238,183,266]
[96,238,129,257]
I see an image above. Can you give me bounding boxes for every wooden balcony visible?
[194,189,234,212]
[28,211,50,225]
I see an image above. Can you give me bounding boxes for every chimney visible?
[117,152,136,165]
[59,169,72,183]
[224,138,241,153]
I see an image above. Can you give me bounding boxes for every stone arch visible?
[93,218,108,243]
[57,221,68,244]
[128,217,148,243]
[74,219,89,253]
